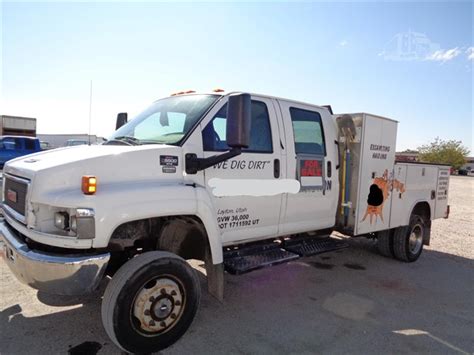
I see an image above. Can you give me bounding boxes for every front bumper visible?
[0,219,110,296]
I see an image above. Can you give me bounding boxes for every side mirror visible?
[116,112,128,130]
[226,93,251,148]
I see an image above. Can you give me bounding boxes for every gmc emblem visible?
[7,189,17,203]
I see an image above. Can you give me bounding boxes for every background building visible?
[395,150,419,162]
[0,115,37,136]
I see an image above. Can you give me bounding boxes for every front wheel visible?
[393,214,425,262]
[101,251,201,353]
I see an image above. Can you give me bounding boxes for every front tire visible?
[393,214,425,262]
[101,251,201,353]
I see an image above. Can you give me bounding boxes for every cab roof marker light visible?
[82,176,97,195]
[213,88,225,93]
[171,90,195,96]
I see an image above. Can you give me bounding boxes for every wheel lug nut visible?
[175,300,181,306]
[149,296,155,302]
[171,290,177,296]
[170,313,176,319]
[160,288,166,295]
[144,310,151,316]
[149,320,156,326]
[160,321,166,327]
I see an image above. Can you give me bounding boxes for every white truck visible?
[0,91,450,353]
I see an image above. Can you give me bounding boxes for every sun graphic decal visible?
[361,169,406,224]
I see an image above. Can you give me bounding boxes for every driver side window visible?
[202,100,273,153]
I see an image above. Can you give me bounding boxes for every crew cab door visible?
[200,96,283,244]
[278,100,339,234]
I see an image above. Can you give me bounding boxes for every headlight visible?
[53,208,95,239]
[54,212,69,230]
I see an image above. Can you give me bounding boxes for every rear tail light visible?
[444,205,450,219]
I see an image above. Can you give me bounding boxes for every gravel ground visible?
[1,176,473,354]
[428,176,474,259]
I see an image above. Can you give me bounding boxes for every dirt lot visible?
[1,176,473,354]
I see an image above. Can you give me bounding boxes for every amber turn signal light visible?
[82,176,97,195]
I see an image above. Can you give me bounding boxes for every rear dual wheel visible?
[376,229,394,258]
[376,214,426,262]
[393,214,425,262]
[101,251,201,354]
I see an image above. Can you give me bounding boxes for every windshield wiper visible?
[139,140,168,145]
[115,136,141,144]
[104,136,141,146]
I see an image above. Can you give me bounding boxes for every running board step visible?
[224,243,299,275]
[283,236,349,257]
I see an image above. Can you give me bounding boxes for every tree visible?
[418,137,470,170]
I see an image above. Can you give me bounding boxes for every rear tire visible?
[376,229,394,258]
[393,214,425,262]
[101,251,201,353]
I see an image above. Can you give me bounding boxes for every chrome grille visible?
[4,176,29,217]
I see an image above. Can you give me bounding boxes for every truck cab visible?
[188,93,339,244]
[0,91,449,354]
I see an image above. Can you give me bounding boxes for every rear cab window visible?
[24,139,36,151]
[290,107,326,156]
[289,107,327,187]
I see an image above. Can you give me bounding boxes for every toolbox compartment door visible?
[388,164,408,228]
[434,167,450,218]
[354,114,398,235]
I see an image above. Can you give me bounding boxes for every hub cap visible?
[132,277,185,335]
[408,224,423,254]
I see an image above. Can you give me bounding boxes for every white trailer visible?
[0,91,449,353]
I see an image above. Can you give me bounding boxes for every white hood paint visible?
[6,145,170,174]
[4,144,185,202]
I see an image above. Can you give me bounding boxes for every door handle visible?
[274,159,280,178]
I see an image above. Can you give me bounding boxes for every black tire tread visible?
[393,214,424,262]
[101,251,199,353]
[376,229,393,257]
[158,220,189,252]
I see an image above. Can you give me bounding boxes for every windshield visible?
[0,137,21,150]
[108,94,218,145]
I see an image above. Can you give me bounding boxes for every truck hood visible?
[4,144,185,198]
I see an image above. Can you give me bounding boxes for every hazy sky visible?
[1,1,473,152]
